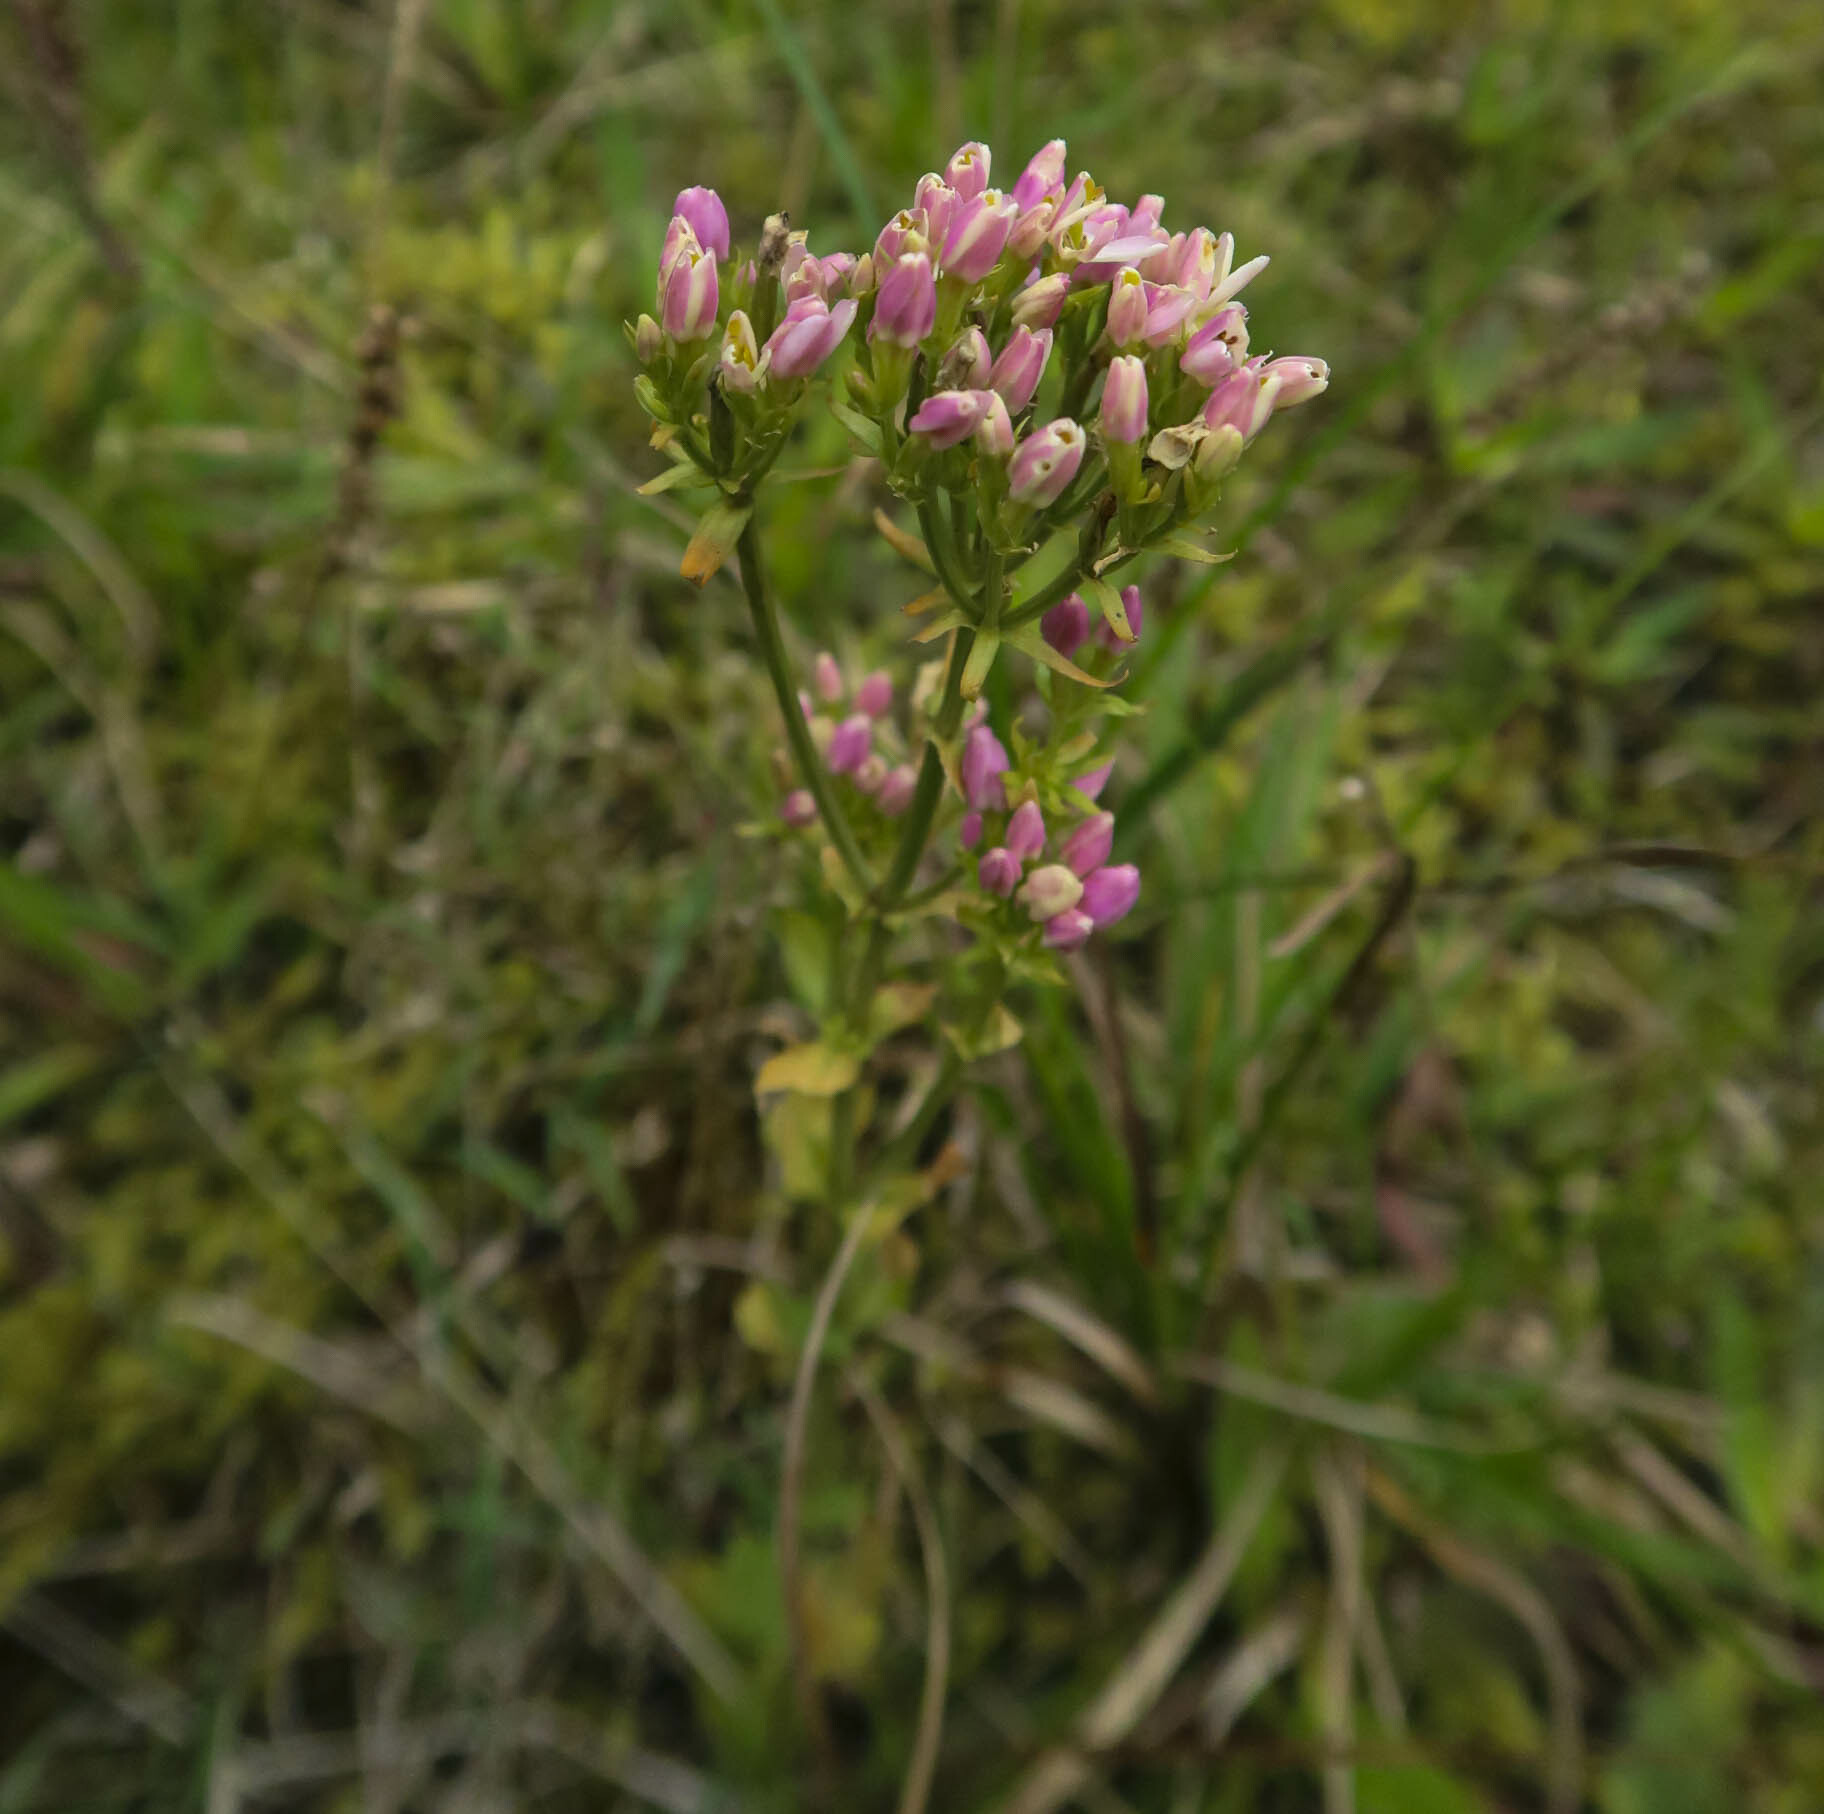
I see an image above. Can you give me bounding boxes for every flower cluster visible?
[955,722,1139,952]
[780,653,918,825]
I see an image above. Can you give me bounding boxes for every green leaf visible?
[867,982,936,1042]
[1157,533,1235,566]
[1085,573,1137,644]
[754,1040,861,1098]
[829,400,883,454]
[942,1003,1022,1061]
[960,630,1001,698]
[636,460,711,496]
[680,500,751,585]
[1006,621,1122,689]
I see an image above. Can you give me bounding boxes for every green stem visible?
[736,513,875,895]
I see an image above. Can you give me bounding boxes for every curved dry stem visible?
[852,1372,950,1814]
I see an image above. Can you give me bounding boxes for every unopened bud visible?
[1020,863,1083,922]
[978,847,1021,897]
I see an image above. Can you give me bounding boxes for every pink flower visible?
[1042,907,1094,950]
[1080,863,1140,926]
[660,243,718,342]
[1010,272,1070,332]
[1012,139,1067,211]
[1073,760,1114,801]
[941,189,1018,283]
[673,187,730,262]
[1175,227,1224,300]
[908,388,997,450]
[1260,355,1330,408]
[1008,419,1086,507]
[1100,356,1149,444]
[914,174,960,247]
[958,809,983,849]
[1006,800,1047,859]
[1201,364,1282,441]
[870,252,937,347]
[765,296,857,379]
[1180,304,1249,385]
[1059,811,1114,876]
[1007,200,1055,261]
[813,652,843,702]
[1209,252,1270,309]
[827,713,872,774]
[718,310,765,393]
[976,391,1015,457]
[1131,193,1166,234]
[1106,267,1148,349]
[659,215,701,286]
[944,141,991,200]
[989,326,1052,415]
[877,765,918,816]
[1140,282,1197,347]
[1042,593,1090,657]
[856,669,893,718]
[978,847,1021,897]
[874,209,930,266]
[961,723,1010,811]
[1020,863,1083,922]
[781,790,816,827]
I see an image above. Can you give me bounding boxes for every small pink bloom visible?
[870,252,937,347]
[1007,200,1055,261]
[1042,907,1094,950]
[914,174,960,247]
[1042,593,1090,657]
[1020,863,1083,922]
[827,713,872,774]
[781,789,816,827]
[765,295,857,379]
[961,723,1010,811]
[1080,863,1140,926]
[941,189,1018,283]
[1131,193,1166,234]
[1201,364,1282,441]
[989,326,1053,414]
[673,187,730,262]
[1260,355,1330,408]
[1006,800,1047,860]
[975,391,1015,457]
[659,215,701,286]
[944,141,991,200]
[1175,227,1223,299]
[719,310,765,393]
[1012,139,1067,211]
[1100,355,1149,445]
[978,847,1021,897]
[1140,282,1197,347]
[874,209,930,266]
[1073,760,1114,801]
[877,764,918,816]
[908,388,996,450]
[813,651,843,703]
[1009,272,1069,332]
[1059,811,1114,876]
[958,809,983,849]
[1208,252,1269,309]
[1106,267,1148,349]
[1008,419,1086,507]
[660,244,718,342]
[856,669,893,718]
[1180,304,1250,385]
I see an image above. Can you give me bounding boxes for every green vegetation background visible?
[1,0,1821,1808]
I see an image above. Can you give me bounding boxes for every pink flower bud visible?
[813,652,843,702]
[1106,267,1148,349]
[781,789,816,827]
[1059,811,1114,876]
[1208,252,1269,309]
[1010,272,1070,332]
[849,252,876,296]
[1008,418,1086,507]
[914,174,960,247]
[941,189,1018,284]
[958,810,983,849]
[944,141,992,200]
[1073,760,1114,801]
[781,242,821,302]
[673,187,730,262]
[1006,799,1047,859]
[1139,231,1183,282]
[659,215,701,287]
[1012,139,1068,211]
[1141,282,1197,347]
[877,764,918,816]
[870,252,937,348]
[855,669,893,718]
[1131,194,1166,234]
[1020,863,1083,922]
[975,391,1015,457]
[1180,304,1249,385]
[989,326,1053,415]
[1042,593,1091,657]
[908,387,996,450]
[798,689,815,719]
[719,309,765,393]
[1080,862,1140,926]
[764,295,858,379]
[874,209,929,266]
[1260,355,1330,408]
[854,754,888,795]
[1175,226,1223,299]
[1201,364,1282,441]
[1100,355,1149,444]
[1096,585,1144,651]
[1042,907,1094,950]
[939,326,993,390]
[961,723,1010,811]
[660,243,719,342]
[827,713,872,775]
[1007,200,1055,261]
[978,847,1021,897]
[634,313,663,363]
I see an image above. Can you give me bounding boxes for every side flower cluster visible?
[956,723,1139,952]
[779,653,918,826]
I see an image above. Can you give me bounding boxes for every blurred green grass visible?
[2,1,1822,1808]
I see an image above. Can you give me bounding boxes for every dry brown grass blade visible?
[999,1441,1292,1814]
[999,1277,1160,1406]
